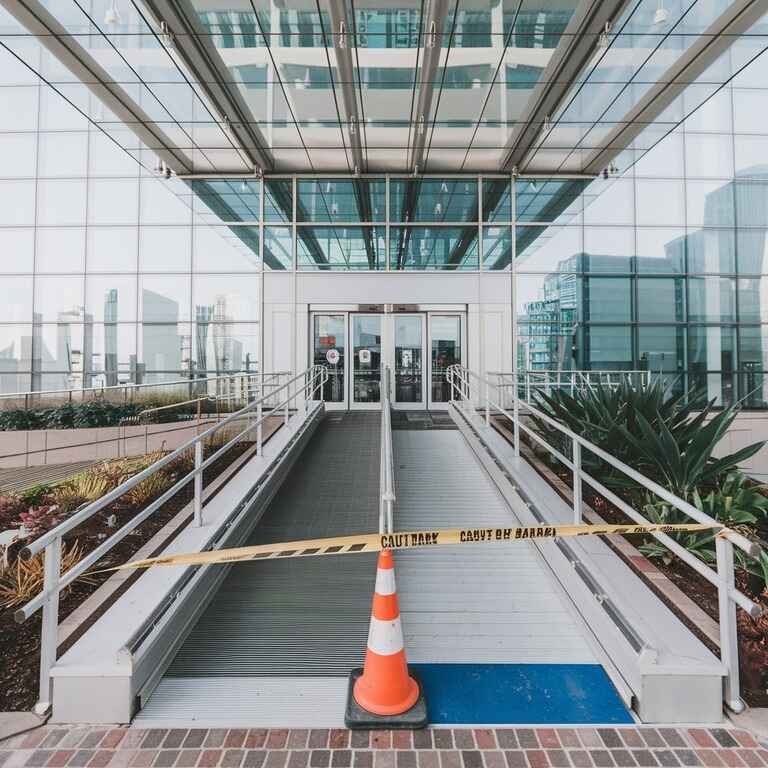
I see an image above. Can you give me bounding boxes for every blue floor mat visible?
[411,663,633,725]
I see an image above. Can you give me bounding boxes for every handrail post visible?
[715,536,745,713]
[194,441,203,527]
[36,536,62,714]
[284,379,290,426]
[512,372,521,458]
[256,400,263,456]
[572,439,582,524]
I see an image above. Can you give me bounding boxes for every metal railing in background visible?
[13,365,328,715]
[128,373,290,425]
[0,373,293,470]
[490,370,651,407]
[0,372,262,413]
[379,366,395,536]
[447,364,764,714]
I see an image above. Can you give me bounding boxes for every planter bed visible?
[490,414,768,708]
[0,419,283,712]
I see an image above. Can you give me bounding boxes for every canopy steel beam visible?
[500,0,632,173]
[140,0,274,173]
[324,1,376,264]
[583,0,768,175]
[326,0,366,174]
[409,0,450,174]
[0,0,193,173]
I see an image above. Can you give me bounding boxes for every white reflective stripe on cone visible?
[374,567,396,596]
[367,616,405,656]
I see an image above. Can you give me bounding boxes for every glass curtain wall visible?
[516,42,768,408]
[3,24,768,406]
[0,39,261,394]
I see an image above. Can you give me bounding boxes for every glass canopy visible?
[1,0,764,175]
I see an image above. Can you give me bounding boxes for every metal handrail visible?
[489,370,652,403]
[15,365,328,715]
[0,371,261,409]
[447,363,764,714]
[130,373,290,425]
[379,366,395,535]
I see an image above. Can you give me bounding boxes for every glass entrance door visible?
[429,314,463,408]
[392,314,426,408]
[313,314,346,407]
[351,314,382,408]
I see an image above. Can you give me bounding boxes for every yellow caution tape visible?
[104,522,718,572]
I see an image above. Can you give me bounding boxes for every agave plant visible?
[531,378,710,471]
[614,407,764,498]
[639,472,768,593]
[532,379,764,497]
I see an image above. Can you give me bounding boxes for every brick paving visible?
[1,728,767,768]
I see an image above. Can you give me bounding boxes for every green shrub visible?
[0,401,143,431]
[639,473,768,593]
[0,409,45,430]
[19,484,54,506]
[533,380,764,497]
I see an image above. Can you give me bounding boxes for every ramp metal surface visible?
[164,411,380,677]
[393,430,596,665]
[137,418,608,726]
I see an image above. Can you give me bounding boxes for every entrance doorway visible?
[310,310,465,410]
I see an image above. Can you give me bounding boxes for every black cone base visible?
[344,667,428,730]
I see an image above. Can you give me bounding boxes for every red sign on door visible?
[319,335,336,347]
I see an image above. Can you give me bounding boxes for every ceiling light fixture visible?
[159,20,174,46]
[103,0,120,26]
[597,21,612,50]
[338,21,347,49]
[654,0,669,25]
[426,20,437,49]
[240,180,248,193]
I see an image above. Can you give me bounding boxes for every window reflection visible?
[297,179,385,223]
[139,323,192,374]
[390,179,478,223]
[688,276,736,322]
[390,227,479,270]
[297,227,385,270]
[85,276,137,323]
[139,276,191,322]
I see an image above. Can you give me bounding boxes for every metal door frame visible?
[309,312,348,411]
[349,312,384,411]
[389,313,428,411]
[427,311,467,410]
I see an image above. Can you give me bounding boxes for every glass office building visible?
[1,0,768,406]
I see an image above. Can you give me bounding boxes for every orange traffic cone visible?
[345,549,427,729]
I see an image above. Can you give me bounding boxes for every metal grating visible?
[393,430,596,665]
[165,412,380,677]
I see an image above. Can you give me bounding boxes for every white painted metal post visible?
[572,439,582,524]
[513,375,520,458]
[194,441,203,526]
[257,401,263,456]
[715,536,745,713]
[36,537,62,714]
